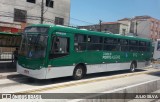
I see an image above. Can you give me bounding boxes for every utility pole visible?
[40,0,44,24]
[99,20,102,32]
[135,21,138,36]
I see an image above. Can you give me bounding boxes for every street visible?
[0,67,159,93]
[0,67,160,102]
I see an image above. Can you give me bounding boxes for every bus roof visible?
[28,24,151,42]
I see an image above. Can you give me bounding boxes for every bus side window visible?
[50,36,69,59]
[129,40,138,52]
[54,37,60,52]
[139,41,147,52]
[87,35,103,51]
[120,39,128,51]
[103,37,120,51]
[74,34,87,51]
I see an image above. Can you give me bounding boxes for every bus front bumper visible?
[17,64,47,79]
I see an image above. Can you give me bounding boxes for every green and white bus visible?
[17,24,152,79]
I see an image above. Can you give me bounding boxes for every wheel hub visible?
[76,68,82,77]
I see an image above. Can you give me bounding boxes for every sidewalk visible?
[0,62,18,79]
[0,72,19,79]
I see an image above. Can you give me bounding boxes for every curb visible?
[70,79,160,102]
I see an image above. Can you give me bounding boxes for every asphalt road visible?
[0,67,160,94]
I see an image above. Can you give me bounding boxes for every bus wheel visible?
[130,62,136,72]
[73,65,84,80]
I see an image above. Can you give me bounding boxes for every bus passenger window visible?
[74,34,87,51]
[54,38,60,52]
[54,37,69,53]
[87,35,103,51]
[139,41,147,52]
[129,40,139,52]
[103,37,120,51]
[50,37,69,59]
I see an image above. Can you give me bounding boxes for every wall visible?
[79,23,129,35]
[0,0,70,26]
[119,24,129,35]
[137,20,150,38]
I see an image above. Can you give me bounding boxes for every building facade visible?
[79,22,129,35]
[101,22,129,35]
[0,0,70,33]
[0,0,70,55]
[118,16,160,41]
[79,16,160,40]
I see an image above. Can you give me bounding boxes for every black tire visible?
[130,62,136,72]
[73,65,85,80]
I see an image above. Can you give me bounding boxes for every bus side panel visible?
[45,66,75,79]
[86,63,131,74]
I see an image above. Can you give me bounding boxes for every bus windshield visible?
[19,34,48,59]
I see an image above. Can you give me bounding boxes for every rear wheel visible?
[73,65,85,80]
[130,62,136,72]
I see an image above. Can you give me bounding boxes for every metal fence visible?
[0,52,14,62]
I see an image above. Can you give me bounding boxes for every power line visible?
[46,10,96,25]
[0,1,97,26]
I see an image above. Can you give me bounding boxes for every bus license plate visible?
[24,70,29,74]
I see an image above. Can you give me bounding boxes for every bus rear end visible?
[17,26,49,79]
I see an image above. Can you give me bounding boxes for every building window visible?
[27,0,36,3]
[14,9,27,23]
[151,22,154,27]
[151,30,153,35]
[155,23,158,28]
[155,32,158,36]
[55,17,64,25]
[46,0,54,8]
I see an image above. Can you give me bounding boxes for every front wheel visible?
[130,62,136,72]
[72,65,85,80]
